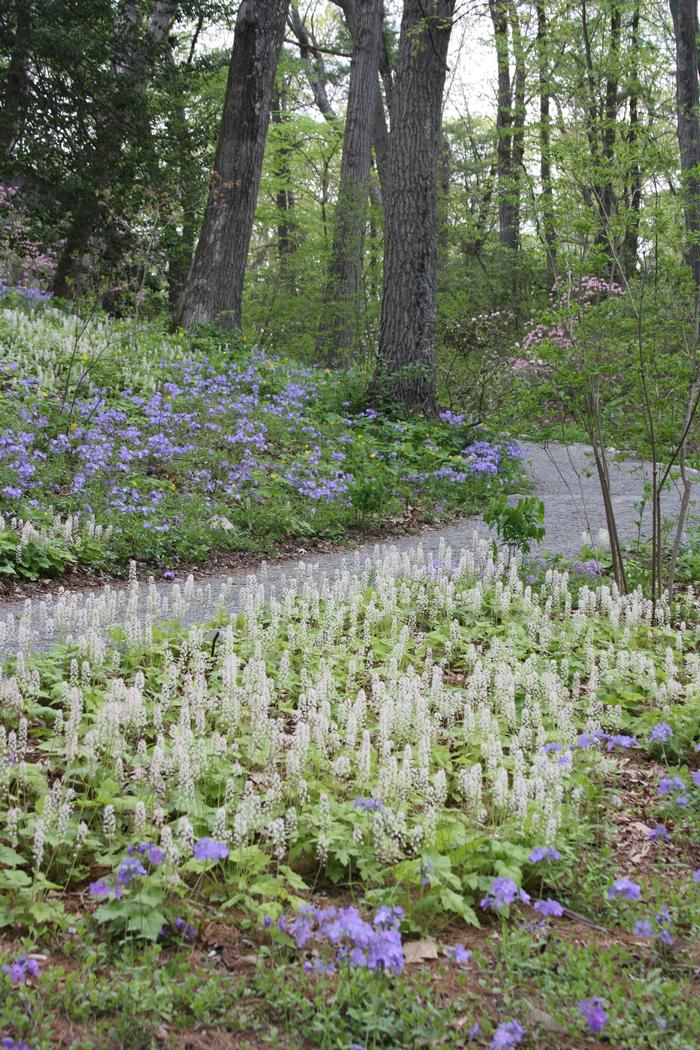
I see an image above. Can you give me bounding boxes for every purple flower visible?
[88,878,122,900]
[649,722,674,744]
[116,858,147,886]
[353,796,383,812]
[263,916,272,929]
[446,943,472,965]
[193,837,229,862]
[578,997,608,1034]
[490,1020,524,1047]
[303,957,335,975]
[576,728,609,749]
[648,824,670,842]
[609,878,641,901]
[691,771,700,787]
[1,956,40,984]
[374,906,404,930]
[533,898,564,917]
[2,1040,32,1050]
[481,877,530,911]
[634,919,653,936]
[173,918,197,941]
[468,1023,480,1042]
[528,846,561,863]
[658,776,685,796]
[544,742,562,753]
[694,869,700,883]
[606,734,637,751]
[675,795,689,807]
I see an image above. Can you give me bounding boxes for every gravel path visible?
[2,441,698,652]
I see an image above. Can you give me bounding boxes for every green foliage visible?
[483,495,546,554]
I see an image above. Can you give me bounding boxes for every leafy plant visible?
[483,495,546,554]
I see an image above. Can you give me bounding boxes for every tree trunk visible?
[317,0,383,363]
[622,0,641,275]
[175,0,288,330]
[0,1,30,158]
[536,0,556,282]
[289,4,337,122]
[670,0,700,289]
[271,87,299,292]
[51,0,178,298]
[596,0,620,268]
[437,131,451,270]
[374,0,455,414]
[490,0,515,251]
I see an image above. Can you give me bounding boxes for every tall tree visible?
[270,84,299,291]
[621,0,641,275]
[317,0,383,362]
[0,1,30,156]
[375,0,455,414]
[489,0,525,254]
[175,0,288,330]
[51,0,178,298]
[669,0,700,290]
[536,0,556,281]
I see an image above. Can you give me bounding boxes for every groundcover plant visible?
[0,304,523,580]
[1,540,699,1047]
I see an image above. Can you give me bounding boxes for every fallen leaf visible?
[404,938,439,964]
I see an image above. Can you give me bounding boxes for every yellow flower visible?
[70,422,78,431]
[170,482,176,490]
[81,353,89,361]
[369,452,377,459]
[270,472,277,479]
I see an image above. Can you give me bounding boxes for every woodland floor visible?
[2,440,698,650]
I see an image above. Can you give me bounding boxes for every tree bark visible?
[175,0,288,330]
[489,0,524,255]
[317,0,383,362]
[271,86,299,292]
[670,0,700,289]
[0,0,30,158]
[596,0,620,267]
[374,0,455,414]
[622,0,641,275]
[536,0,556,282]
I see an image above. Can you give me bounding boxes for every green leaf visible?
[0,845,25,867]
[126,909,168,941]
[248,876,284,899]
[438,887,479,926]
[0,869,32,889]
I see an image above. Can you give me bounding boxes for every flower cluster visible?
[0,308,523,572]
[280,904,405,975]
[1,956,41,984]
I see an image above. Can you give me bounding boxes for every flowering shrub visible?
[0,307,523,576]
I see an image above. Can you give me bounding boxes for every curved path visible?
[1,442,698,652]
